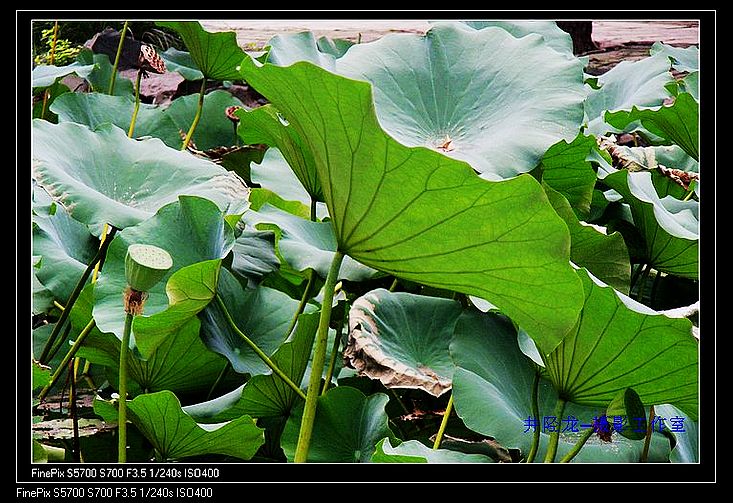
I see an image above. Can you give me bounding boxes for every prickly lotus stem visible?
[123,244,173,314]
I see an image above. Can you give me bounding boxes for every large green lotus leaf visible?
[457,20,573,56]
[236,105,323,201]
[604,93,699,161]
[32,61,95,88]
[602,170,698,278]
[166,90,246,150]
[281,386,396,462]
[185,312,319,422]
[544,268,698,418]
[345,289,461,397]
[655,403,698,463]
[132,260,221,358]
[71,284,232,397]
[266,31,338,70]
[230,228,280,286]
[127,390,264,461]
[76,49,134,96]
[239,56,585,352]
[584,52,673,135]
[50,92,182,148]
[160,47,204,80]
[539,134,599,217]
[32,185,98,303]
[451,309,672,462]
[650,42,698,73]
[335,23,586,180]
[244,204,377,282]
[93,196,235,341]
[199,267,313,375]
[543,184,630,293]
[371,437,493,463]
[32,120,249,231]
[156,22,247,81]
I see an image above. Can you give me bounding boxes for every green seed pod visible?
[124,244,173,292]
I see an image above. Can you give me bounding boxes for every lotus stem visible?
[432,392,454,450]
[38,226,117,364]
[181,78,207,150]
[118,244,172,463]
[206,362,231,401]
[683,185,696,201]
[118,312,133,463]
[310,197,317,222]
[127,69,143,138]
[294,250,344,463]
[388,277,399,292]
[543,396,566,463]
[283,270,315,341]
[40,22,59,120]
[69,359,81,462]
[637,264,652,303]
[525,371,542,463]
[108,21,129,95]
[46,322,73,363]
[640,405,655,462]
[321,313,345,395]
[215,294,306,401]
[37,318,96,401]
[559,426,594,463]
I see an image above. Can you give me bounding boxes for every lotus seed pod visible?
[124,244,173,292]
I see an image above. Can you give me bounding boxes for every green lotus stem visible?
[525,371,542,463]
[206,362,231,400]
[108,21,129,95]
[127,69,143,138]
[37,318,97,401]
[69,359,81,462]
[310,197,317,222]
[294,250,344,463]
[637,264,652,303]
[321,316,344,395]
[543,396,566,463]
[640,405,655,462]
[432,392,454,450]
[91,223,110,284]
[46,321,73,363]
[215,294,306,401]
[181,78,207,150]
[38,226,117,364]
[388,277,399,292]
[118,312,133,463]
[559,426,594,463]
[40,22,59,120]
[283,270,315,341]
[682,181,697,201]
